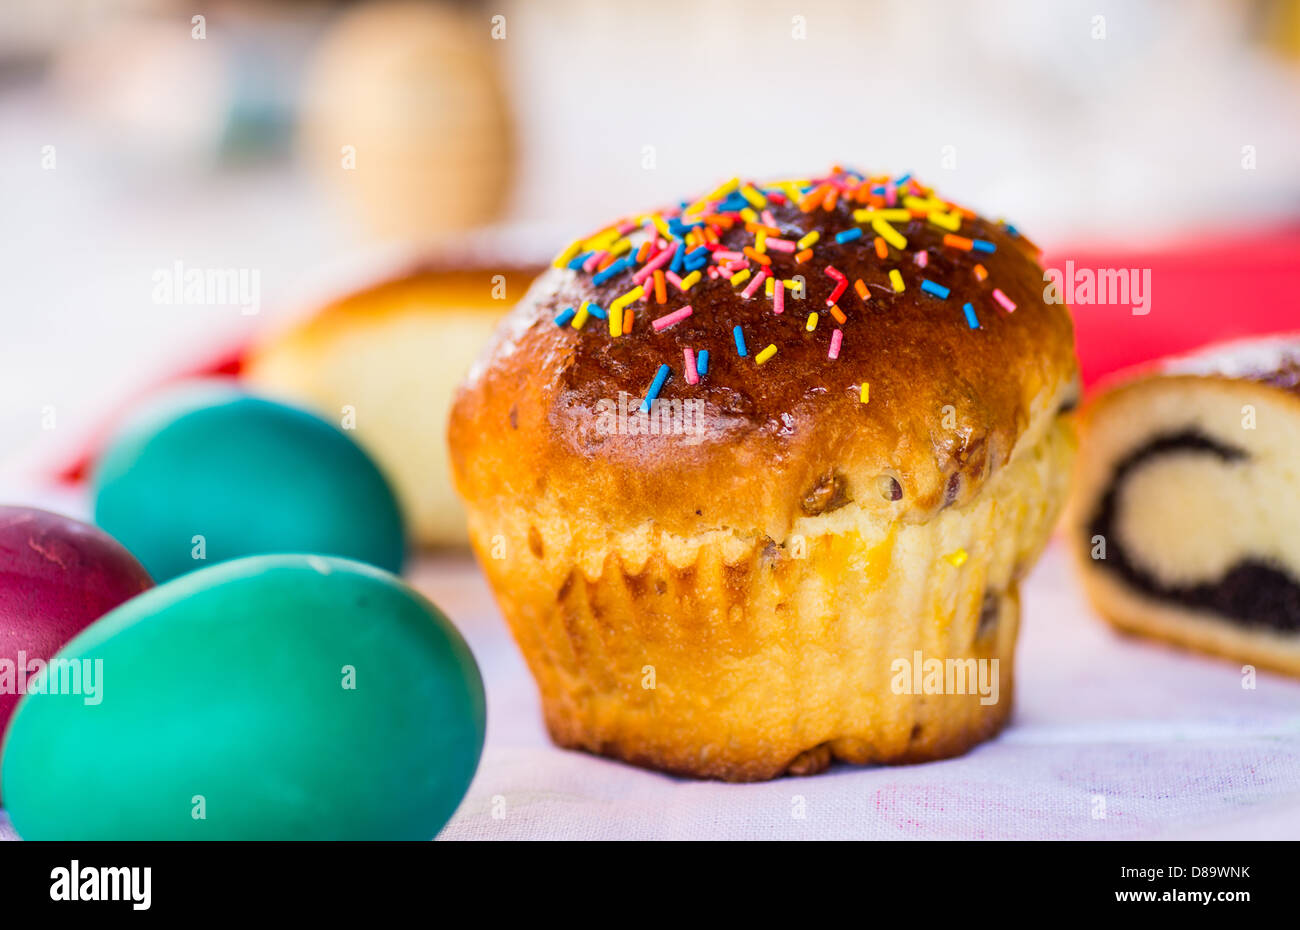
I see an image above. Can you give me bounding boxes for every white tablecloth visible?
[3,542,1299,841]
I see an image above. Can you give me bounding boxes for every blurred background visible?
[1,0,1298,532]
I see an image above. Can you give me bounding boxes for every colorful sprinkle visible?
[889,269,905,292]
[860,382,870,404]
[920,279,950,299]
[640,363,670,413]
[774,280,786,315]
[962,302,980,329]
[554,306,576,327]
[971,239,996,253]
[854,279,869,301]
[684,347,699,384]
[835,228,863,244]
[829,328,843,359]
[806,312,819,331]
[992,288,1017,313]
[973,263,989,282]
[829,303,847,325]
[755,344,778,365]
[697,349,710,376]
[651,305,693,332]
[871,216,907,250]
[733,325,747,356]
[797,231,820,250]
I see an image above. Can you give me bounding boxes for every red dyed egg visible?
[0,507,153,741]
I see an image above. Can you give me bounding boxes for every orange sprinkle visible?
[822,187,839,211]
[743,246,771,266]
[653,269,667,304]
[745,222,781,236]
[854,279,869,300]
[944,234,974,251]
[829,303,847,325]
[623,307,634,332]
[636,242,652,262]
[798,183,830,213]
[873,236,888,259]
[795,248,814,263]
[973,263,989,282]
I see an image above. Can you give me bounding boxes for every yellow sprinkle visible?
[904,195,944,212]
[852,208,911,223]
[944,548,969,567]
[680,270,701,291]
[609,304,623,337]
[806,312,819,332]
[928,210,961,232]
[860,382,870,404]
[765,277,775,296]
[707,177,741,202]
[889,269,905,292]
[755,344,778,365]
[871,217,907,250]
[583,228,620,250]
[730,269,752,286]
[755,231,767,253]
[739,207,758,223]
[553,238,583,268]
[571,300,590,330]
[741,184,768,209]
[607,237,632,258]
[797,231,820,250]
[651,214,672,238]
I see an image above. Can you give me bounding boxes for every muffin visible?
[449,169,1079,781]
[245,262,543,547]
[1067,334,1300,676]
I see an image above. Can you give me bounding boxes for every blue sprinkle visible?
[733,325,747,357]
[1003,223,1020,237]
[962,302,980,329]
[592,259,627,286]
[586,303,607,320]
[895,173,912,186]
[669,241,686,274]
[640,363,671,413]
[554,307,576,326]
[567,251,593,271]
[697,350,709,377]
[684,256,707,272]
[920,279,951,299]
[835,228,863,244]
[972,239,997,253]
[686,245,710,263]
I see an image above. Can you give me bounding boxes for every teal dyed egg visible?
[0,555,485,840]
[92,384,405,581]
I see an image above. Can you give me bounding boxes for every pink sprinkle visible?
[684,348,699,384]
[707,266,720,279]
[827,278,847,306]
[829,328,843,360]
[713,250,745,262]
[615,221,637,235]
[915,250,928,268]
[765,237,796,253]
[583,250,607,273]
[774,280,785,315]
[652,305,693,332]
[885,184,898,207]
[741,268,767,299]
[825,265,846,282]
[666,271,685,291]
[722,259,749,275]
[761,209,777,226]
[992,288,1017,312]
[632,246,673,284]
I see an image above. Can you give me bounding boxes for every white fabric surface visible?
[420,543,1300,840]
[3,542,1298,841]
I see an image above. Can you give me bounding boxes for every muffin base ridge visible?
[468,414,1073,781]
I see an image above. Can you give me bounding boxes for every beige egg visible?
[300,0,514,240]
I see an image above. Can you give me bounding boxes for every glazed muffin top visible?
[450,167,1078,541]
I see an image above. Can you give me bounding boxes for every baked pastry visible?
[245,262,542,547]
[1067,334,1300,676]
[449,169,1079,780]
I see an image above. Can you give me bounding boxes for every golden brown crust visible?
[449,177,1078,543]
